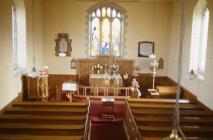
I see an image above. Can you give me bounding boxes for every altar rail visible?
[22,74,200,104]
[78,85,132,97]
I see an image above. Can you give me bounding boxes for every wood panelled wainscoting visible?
[22,74,77,101]
[48,74,78,101]
[22,73,201,105]
[131,74,175,96]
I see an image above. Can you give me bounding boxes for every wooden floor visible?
[0,101,89,140]
[127,98,213,140]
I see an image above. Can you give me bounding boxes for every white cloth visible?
[90,74,122,80]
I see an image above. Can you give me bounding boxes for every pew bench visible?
[131,109,213,117]
[12,102,88,108]
[0,135,83,140]
[129,103,204,110]
[0,101,89,139]
[139,125,213,137]
[0,123,85,136]
[127,98,190,104]
[4,107,87,115]
[0,115,86,124]
[135,116,213,126]
[126,97,213,139]
[142,136,213,140]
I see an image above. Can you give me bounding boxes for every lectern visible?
[62,82,77,102]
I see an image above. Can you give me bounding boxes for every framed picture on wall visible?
[55,33,72,57]
[138,41,154,57]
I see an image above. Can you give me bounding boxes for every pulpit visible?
[24,75,48,101]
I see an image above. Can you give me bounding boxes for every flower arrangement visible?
[94,63,103,74]
[110,64,119,75]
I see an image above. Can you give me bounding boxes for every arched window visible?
[189,0,209,77]
[88,3,125,57]
[12,4,18,70]
[12,0,26,71]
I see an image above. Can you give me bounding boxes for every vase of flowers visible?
[110,64,119,75]
[94,63,103,74]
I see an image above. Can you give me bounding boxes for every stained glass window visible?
[89,5,124,57]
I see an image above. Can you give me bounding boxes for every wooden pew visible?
[128,98,191,104]
[0,123,85,135]
[0,101,89,139]
[126,98,213,139]
[0,135,83,140]
[142,136,213,140]
[135,116,213,126]
[129,103,204,110]
[131,108,213,117]
[12,102,88,108]
[0,115,86,124]
[139,125,213,137]
[4,107,87,115]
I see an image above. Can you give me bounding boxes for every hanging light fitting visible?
[28,0,39,78]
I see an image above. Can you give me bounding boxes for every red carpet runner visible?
[90,102,127,140]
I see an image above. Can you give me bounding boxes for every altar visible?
[89,74,123,96]
[77,55,134,96]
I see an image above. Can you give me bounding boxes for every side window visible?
[12,4,18,70]
[12,0,27,72]
[189,0,209,78]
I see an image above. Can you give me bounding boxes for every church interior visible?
[0,0,213,139]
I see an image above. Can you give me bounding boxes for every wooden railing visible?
[83,100,90,140]
[125,99,141,140]
[78,85,132,97]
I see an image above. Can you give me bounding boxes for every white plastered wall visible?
[168,0,213,109]
[0,0,43,109]
[0,0,18,109]
[42,0,172,75]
